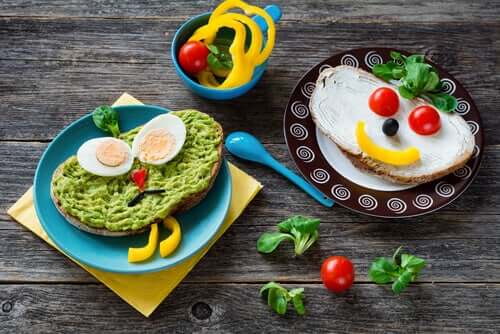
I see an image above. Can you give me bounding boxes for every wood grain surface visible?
[0,0,499,332]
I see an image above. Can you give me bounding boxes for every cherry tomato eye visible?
[408,106,441,136]
[178,41,209,75]
[368,87,400,117]
[320,256,355,293]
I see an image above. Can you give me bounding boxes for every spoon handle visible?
[265,156,335,207]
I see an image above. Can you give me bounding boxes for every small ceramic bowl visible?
[171,5,282,100]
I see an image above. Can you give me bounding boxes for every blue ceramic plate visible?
[34,105,232,274]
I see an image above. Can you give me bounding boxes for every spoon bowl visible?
[225,131,334,208]
[225,131,271,164]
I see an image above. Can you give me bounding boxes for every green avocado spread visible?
[52,110,222,232]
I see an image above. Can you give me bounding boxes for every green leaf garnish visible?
[257,216,320,256]
[206,43,233,74]
[207,44,219,55]
[368,247,426,295]
[260,282,305,316]
[92,105,120,137]
[372,51,457,113]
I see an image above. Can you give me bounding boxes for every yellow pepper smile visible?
[355,121,420,166]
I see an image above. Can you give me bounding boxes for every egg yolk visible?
[138,129,176,162]
[96,140,128,167]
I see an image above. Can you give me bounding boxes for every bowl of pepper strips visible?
[171,0,281,100]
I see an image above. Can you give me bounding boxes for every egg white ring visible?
[77,137,133,177]
[132,114,186,165]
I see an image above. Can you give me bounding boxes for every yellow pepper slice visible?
[197,70,222,88]
[356,121,420,166]
[188,0,275,89]
[128,223,158,263]
[159,217,182,258]
[190,14,251,88]
[210,0,275,65]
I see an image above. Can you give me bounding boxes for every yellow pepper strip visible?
[128,223,158,263]
[197,70,221,88]
[356,121,420,166]
[159,217,182,258]
[210,0,275,65]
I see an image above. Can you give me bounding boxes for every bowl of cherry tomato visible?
[171,4,281,100]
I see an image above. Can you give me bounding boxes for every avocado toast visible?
[51,110,223,236]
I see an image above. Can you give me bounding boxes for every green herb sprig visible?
[372,51,457,113]
[260,282,305,316]
[257,216,320,256]
[368,246,426,294]
[207,44,233,75]
[92,105,121,137]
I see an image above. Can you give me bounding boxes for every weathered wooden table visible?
[1,1,499,332]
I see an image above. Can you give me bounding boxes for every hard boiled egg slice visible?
[77,137,133,176]
[132,114,186,165]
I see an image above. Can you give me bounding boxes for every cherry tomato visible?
[408,105,441,135]
[320,256,355,293]
[178,41,209,74]
[368,87,400,117]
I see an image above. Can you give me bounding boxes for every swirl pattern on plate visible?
[467,121,479,135]
[296,146,315,163]
[331,184,351,200]
[301,82,316,98]
[340,54,359,68]
[455,98,470,116]
[364,51,383,69]
[358,194,378,210]
[435,182,455,198]
[453,165,472,179]
[387,198,407,214]
[412,194,434,209]
[440,78,456,95]
[310,168,330,184]
[290,101,309,119]
[289,123,308,140]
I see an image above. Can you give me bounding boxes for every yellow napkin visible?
[7,93,262,317]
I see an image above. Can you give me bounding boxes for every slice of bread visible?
[51,121,223,237]
[309,65,475,185]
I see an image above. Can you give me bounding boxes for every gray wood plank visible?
[0,283,499,333]
[0,18,498,143]
[1,216,499,283]
[0,0,497,23]
[0,142,499,283]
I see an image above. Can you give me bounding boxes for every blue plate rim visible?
[33,104,232,274]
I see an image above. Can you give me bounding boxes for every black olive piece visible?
[382,118,399,136]
[128,192,145,207]
[144,189,166,194]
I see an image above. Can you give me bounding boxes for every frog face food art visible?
[51,108,223,237]
[177,0,276,89]
[310,63,474,185]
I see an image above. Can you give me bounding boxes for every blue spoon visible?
[225,131,334,207]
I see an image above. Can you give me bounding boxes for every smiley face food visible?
[51,110,222,236]
[310,65,475,184]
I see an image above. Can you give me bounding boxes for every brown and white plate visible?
[284,48,484,218]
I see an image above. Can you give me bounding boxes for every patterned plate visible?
[284,48,484,218]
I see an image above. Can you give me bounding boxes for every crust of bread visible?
[337,145,470,185]
[50,122,224,237]
[310,65,474,185]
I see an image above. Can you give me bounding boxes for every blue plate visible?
[33,105,232,274]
